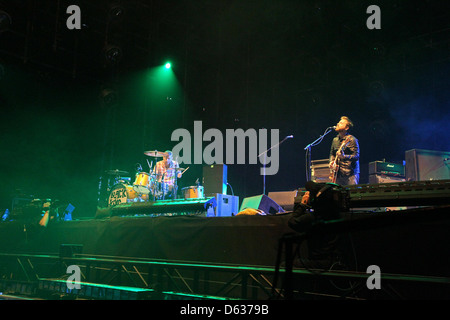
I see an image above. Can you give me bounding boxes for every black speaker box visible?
[267,190,298,211]
[405,149,450,181]
[202,164,227,196]
[239,194,285,215]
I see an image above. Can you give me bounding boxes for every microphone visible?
[286,135,294,139]
[329,126,336,129]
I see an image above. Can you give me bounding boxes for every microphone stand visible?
[304,127,334,182]
[258,135,293,195]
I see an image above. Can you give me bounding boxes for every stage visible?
[1,201,450,299]
[0,214,293,266]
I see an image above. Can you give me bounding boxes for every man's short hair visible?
[341,116,353,129]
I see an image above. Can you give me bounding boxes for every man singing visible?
[329,116,360,185]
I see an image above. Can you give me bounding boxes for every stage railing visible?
[1,251,450,300]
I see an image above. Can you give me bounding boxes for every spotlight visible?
[165,62,171,69]
[108,4,125,21]
[100,88,118,108]
[104,44,122,64]
[0,10,12,33]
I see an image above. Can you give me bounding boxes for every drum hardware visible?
[146,159,153,175]
[104,151,192,206]
[105,169,129,176]
[118,177,131,184]
[144,150,168,157]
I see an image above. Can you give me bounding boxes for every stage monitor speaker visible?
[214,194,239,217]
[202,164,227,196]
[267,190,298,212]
[239,194,285,215]
[405,149,450,181]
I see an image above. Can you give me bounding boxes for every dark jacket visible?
[329,134,360,176]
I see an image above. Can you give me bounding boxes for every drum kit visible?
[98,150,202,207]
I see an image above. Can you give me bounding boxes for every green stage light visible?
[165,62,171,69]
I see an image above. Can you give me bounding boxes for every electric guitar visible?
[329,136,351,183]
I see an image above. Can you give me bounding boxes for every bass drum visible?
[182,186,204,199]
[107,183,139,207]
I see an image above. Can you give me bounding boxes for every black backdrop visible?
[1,1,450,218]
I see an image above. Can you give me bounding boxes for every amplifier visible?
[311,159,332,183]
[214,194,239,217]
[369,174,406,184]
[369,161,405,177]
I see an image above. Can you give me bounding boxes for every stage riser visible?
[295,179,450,208]
[110,198,217,217]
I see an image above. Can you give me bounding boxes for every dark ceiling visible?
[1,0,450,216]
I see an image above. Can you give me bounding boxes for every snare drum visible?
[133,172,150,194]
[182,186,204,199]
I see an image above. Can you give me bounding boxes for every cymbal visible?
[105,169,129,175]
[144,150,168,157]
[166,167,185,171]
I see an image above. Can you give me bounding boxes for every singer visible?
[329,116,360,185]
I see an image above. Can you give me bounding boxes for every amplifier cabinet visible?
[369,161,405,177]
[214,194,239,217]
[311,159,332,183]
[405,149,450,181]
